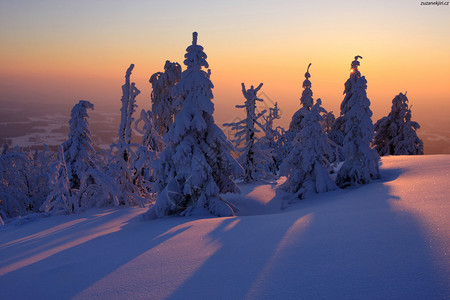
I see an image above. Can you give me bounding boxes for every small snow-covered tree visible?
[281,99,336,199]
[133,109,162,193]
[28,145,55,209]
[62,100,95,190]
[78,168,119,208]
[0,144,56,221]
[321,111,335,135]
[135,109,163,153]
[224,83,272,182]
[261,102,284,173]
[150,60,182,137]
[0,146,32,219]
[336,56,380,187]
[373,92,423,155]
[145,32,243,219]
[40,146,75,214]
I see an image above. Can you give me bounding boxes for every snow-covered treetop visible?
[184,32,209,70]
[242,83,264,105]
[288,63,315,135]
[264,102,281,129]
[149,60,182,137]
[125,64,134,81]
[64,100,95,152]
[270,102,280,119]
[300,63,314,109]
[119,63,140,147]
[303,63,312,89]
[340,56,364,113]
[170,32,214,123]
[74,100,94,113]
[164,60,182,83]
[350,55,363,79]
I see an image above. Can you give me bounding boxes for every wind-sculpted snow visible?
[0,155,448,299]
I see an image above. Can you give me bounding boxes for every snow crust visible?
[0,155,448,299]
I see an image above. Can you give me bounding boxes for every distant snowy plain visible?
[0,155,449,299]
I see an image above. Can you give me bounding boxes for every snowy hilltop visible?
[0,155,449,299]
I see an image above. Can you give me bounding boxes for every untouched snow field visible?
[0,155,449,299]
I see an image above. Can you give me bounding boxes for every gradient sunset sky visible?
[1,1,449,150]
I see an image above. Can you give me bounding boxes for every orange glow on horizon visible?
[1,0,449,154]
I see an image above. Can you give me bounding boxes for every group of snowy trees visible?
[0,33,424,224]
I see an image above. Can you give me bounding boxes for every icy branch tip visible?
[126,64,135,77]
[192,32,198,45]
[305,63,312,79]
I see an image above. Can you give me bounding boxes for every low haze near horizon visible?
[1,0,449,152]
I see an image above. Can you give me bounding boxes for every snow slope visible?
[0,155,449,299]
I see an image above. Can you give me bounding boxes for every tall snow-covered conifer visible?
[284,63,315,158]
[281,99,336,200]
[224,83,272,182]
[373,92,423,155]
[150,60,182,137]
[118,64,140,162]
[336,56,380,187]
[62,100,95,190]
[144,32,243,219]
[108,64,147,207]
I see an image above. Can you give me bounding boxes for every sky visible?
[0,0,449,151]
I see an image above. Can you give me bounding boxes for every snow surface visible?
[0,155,449,299]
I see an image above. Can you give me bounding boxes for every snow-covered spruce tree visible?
[144,32,243,219]
[149,60,182,137]
[109,64,147,207]
[224,83,273,182]
[336,56,380,188]
[117,64,140,162]
[329,56,363,148]
[281,99,336,199]
[284,63,315,157]
[373,92,423,155]
[40,146,75,214]
[288,64,314,133]
[62,100,95,190]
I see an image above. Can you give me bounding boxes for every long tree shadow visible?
[0,212,193,300]
[168,211,304,300]
[0,208,127,271]
[169,166,448,299]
